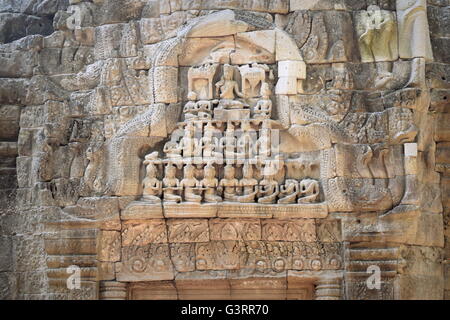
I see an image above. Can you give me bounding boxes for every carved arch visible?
[104,9,311,197]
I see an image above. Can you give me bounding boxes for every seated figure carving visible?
[219,164,239,202]
[298,179,320,203]
[200,163,222,203]
[201,122,223,163]
[278,179,300,204]
[183,91,198,121]
[180,164,202,203]
[163,141,182,159]
[196,100,214,120]
[253,82,272,119]
[257,169,279,204]
[237,163,258,203]
[163,164,182,203]
[215,64,245,109]
[183,91,216,121]
[142,152,162,203]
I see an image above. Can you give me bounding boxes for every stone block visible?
[209,219,261,241]
[231,30,276,65]
[121,220,168,246]
[116,244,174,282]
[278,60,306,78]
[128,282,177,300]
[167,219,209,243]
[261,219,316,242]
[97,231,121,262]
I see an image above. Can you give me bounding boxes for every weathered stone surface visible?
[122,220,168,246]
[116,244,175,282]
[1,1,448,301]
[0,236,12,272]
[97,231,121,262]
[128,281,177,300]
[209,219,261,241]
[261,219,316,242]
[0,13,52,44]
[167,219,209,243]
[195,241,241,270]
[170,243,196,272]
[435,113,450,141]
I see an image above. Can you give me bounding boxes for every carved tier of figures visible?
[139,63,322,209]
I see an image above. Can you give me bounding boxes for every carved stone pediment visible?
[4,1,444,301]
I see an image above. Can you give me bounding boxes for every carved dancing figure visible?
[219,165,239,202]
[278,179,300,204]
[358,5,397,63]
[163,163,182,203]
[237,163,258,203]
[200,163,222,203]
[170,123,185,143]
[354,5,398,88]
[180,164,202,203]
[298,179,320,203]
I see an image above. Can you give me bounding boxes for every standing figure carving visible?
[396,0,433,60]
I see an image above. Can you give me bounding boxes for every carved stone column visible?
[314,278,342,300]
[99,281,127,300]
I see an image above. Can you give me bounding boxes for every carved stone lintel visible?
[121,201,163,220]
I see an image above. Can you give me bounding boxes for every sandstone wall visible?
[429,1,450,300]
[0,0,448,300]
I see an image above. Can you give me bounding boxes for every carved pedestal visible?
[99,281,127,300]
[314,278,342,300]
